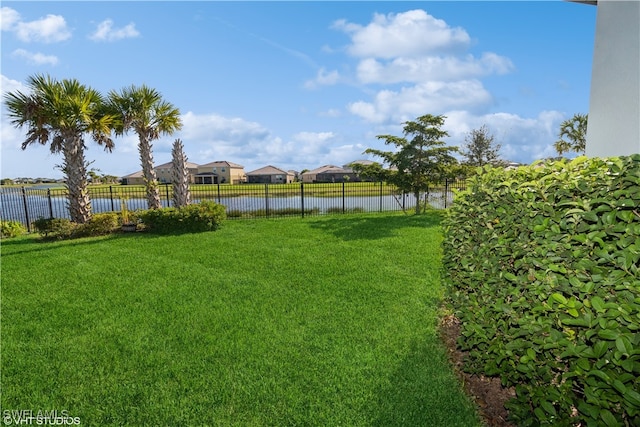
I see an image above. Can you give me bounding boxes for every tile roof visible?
[246,165,289,175]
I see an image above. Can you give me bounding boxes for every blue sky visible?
[1,1,597,179]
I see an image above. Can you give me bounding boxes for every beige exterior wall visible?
[196,163,246,184]
[155,164,199,184]
[228,167,246,184]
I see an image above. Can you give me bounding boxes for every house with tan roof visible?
[246,165,295,184]
[155,161,200,184]
[301,164,360,183]
[121,170,145,186]
[121,161,200,185]
[195,161,246,184]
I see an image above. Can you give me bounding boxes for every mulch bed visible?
[439,315,517,427]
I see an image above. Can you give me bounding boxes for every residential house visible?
[154,161,200,184]
[301,165,360,183]
[346,159,377,168]
[246,165,295,184]
[195,161,246,184]
[121,170,145,186]
[121,161,200,185]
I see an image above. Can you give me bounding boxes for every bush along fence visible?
[0,180,466,231]
[442,155,640,426]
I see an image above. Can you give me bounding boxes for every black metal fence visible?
[1,180,466,231]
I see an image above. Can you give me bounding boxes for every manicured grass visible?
[89,182,401,198]
[1,213,482,426]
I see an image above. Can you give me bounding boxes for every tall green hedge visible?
[442,155,640,426]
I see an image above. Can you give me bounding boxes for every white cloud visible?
[333,9,470,59]
[304,68,340,89]
[1,7,21,31]
[0,74,28,96]
[319,109,341,118]
[443,110,566,163]
[11,49,59,66]
[356,53,513,84]
[1,7,72,43]
[89,19,140,42]
[177,113,362,172]
[330,9,515,127]
[181,112,269,143]
[348,80,493,124]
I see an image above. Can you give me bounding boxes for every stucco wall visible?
[586,0,640,157]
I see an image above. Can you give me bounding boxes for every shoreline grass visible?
[1,213,481,426]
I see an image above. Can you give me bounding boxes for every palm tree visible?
[554,113,588,156]
[171,138,191,208]
[3,74,115,223]
[108,85,182,209]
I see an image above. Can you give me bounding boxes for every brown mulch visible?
[439,315,517,427]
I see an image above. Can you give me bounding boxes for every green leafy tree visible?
[3,74,115,223]
[554,113,587,155]
[108,85,182,209]
[461,125,504,169]
[88,168,102,184]
[360,114,458,214]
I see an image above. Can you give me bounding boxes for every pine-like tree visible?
[171,139,191,208]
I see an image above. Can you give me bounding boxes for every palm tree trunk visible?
[63,133,92,223]
[171,139,191,208]
[138,134,161,209]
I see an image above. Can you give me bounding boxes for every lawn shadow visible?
[369,337,483,427]
[307,212,443,241]
[0,233,124,257]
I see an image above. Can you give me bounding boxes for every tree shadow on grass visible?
[307,212,443,241]
[0,234,121,257]
[369,337,483,427]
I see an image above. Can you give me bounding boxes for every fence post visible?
[165,183,170,207]
[379,181,383,212]
[217,183,221,203]
[342,182,346,213]
[109,186,115,212]
[21,187,31,232]
[301,183,305,219]
[444,179,449,209]
[47,188,54,219]
[265,184,269,217]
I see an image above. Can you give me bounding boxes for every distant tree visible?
[1,179,15,185]
[298,169,309,182]
[88,168,102,184]
[3,74,115,223]
[461,125,504,168]
[554,113,587,155]
[101,174,119,184]
[108,85,182,209]
[171,138,191,208]
[360,114,458,214]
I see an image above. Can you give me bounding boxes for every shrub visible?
[77,213,119,237]
[442,155,640,426]
[32,217,77,240]
[138,201,226,234]
[1,220,26,239]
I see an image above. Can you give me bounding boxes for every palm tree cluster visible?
[4,74,182,223]
[554,113,588,156]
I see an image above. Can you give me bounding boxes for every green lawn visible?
[1,212,482,426]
